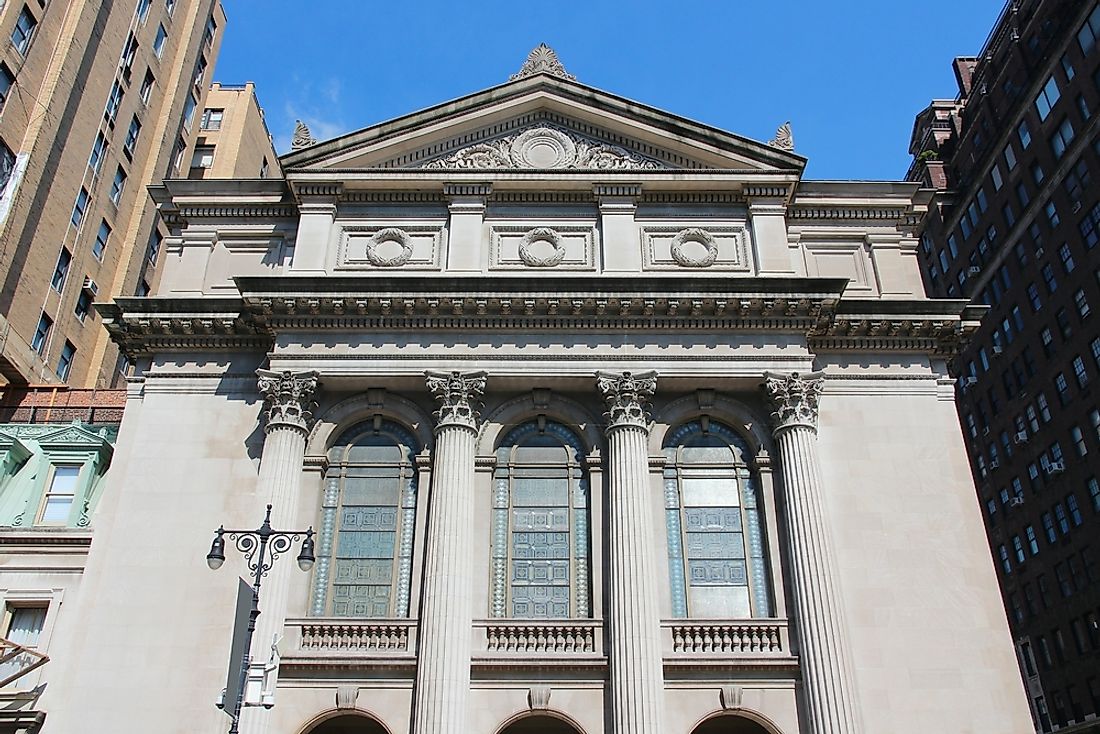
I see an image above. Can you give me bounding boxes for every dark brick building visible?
[907,1,1100,731]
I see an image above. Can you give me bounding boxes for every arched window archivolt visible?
[664,419,772,619]
[491,421,591,619]
[311,419,420,617]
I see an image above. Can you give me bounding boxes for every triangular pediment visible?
[35,423,115,454]
[282,75,805,174]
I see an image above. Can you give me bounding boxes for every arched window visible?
[491,421,590,619]
[311,420,420,617]
[663,419,771,618]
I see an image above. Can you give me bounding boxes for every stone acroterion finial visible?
[291,119,317,150]
[768,121,794,151]
[510,43,576,82]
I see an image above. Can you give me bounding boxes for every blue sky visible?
[214,1,1003,179]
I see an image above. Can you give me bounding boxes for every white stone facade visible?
[26,51,1033,734]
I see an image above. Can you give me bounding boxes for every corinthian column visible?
[762,371,863,734]
[413,370,487,734]
[596,371,665,734]
[240,369,319,734]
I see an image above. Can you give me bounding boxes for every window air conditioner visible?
[1010,496,1025,507]
[993,345,1004,354]
[968,266,981,276]
[990,459,1000,469]
[82,277,99,297]
[1047,461,1065,474]
[1014,431,1028,444]
[964,376,979,386]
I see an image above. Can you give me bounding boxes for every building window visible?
[1027,525,1040,555]
[1004,142,1017,171]
[1003,202,1016,227]
[39,464,79,523]
[190,145,214,169]
[54,341,75,381]
[1035,75,1061,121]
[999,544,1012,573]
[88,132,107,175]
[1041,264,1057,293]
[153,24,167,58]
[991,163,1003,190]
[50,248,71,292]
[119,32,138,78]
[93,220,110,260]
[200,107,223,130]
[1031,162,1045,185]
[146,228,161,264]
[1028,283,1042,312]
[664,420,772,618]
[0,605,46,682]
[11,6,37,56]
[490,421,591,619]
[1064,158,1091,201]
[1059,244,1075,273]
[1078,94,1092,121]
[1045,201,1060,228]
[192,55,206,90]
[1075,289,1091,319]
[182,93,196,131]
[165,0,176,15]
[30,313,50,356]
[0,64,15,112]
[1078,4,1100,54]
[1018,119,1032,149]
[1080,202,1100,249]
[1067,494,1084,526]
[170,136,186,175]
[1051,118,1075,159]
[313,420,420,617]
[104,80,123,126]
[1089,477,1100,512]
[1055,372,1070,405]
[124,116,141,157]
[0,140,13,197]
[109,167,126,205]
[74,289,92,323]
[70,187,88,228]
[203,14,216,47]
[1016,181,1030,207]
[1072,426,1087,457]
[136,0,151,22]
[259,156,269,179]
[1073,356,1089,388]
[139,69,155,105]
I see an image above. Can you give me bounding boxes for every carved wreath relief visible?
[365,227,414,267]
[669,228,720,268]
[517,227,566,267]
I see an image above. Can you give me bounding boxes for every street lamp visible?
[206,504,314,734]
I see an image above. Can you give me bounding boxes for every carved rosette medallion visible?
[669,228,719,268]
[511,127,577,168]
[518,227,566,267]
[365,227,414,267]
[426,370,487,430]
[596,370,657,432]
[762,371,824,433]
[257,369,320,434]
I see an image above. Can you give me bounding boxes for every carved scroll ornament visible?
[596,370,657,431]
[423,125,665,171]
[426,370,487,430]
[762,371,824,432]
[257,369,320,433]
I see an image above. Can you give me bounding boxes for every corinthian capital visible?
[596,370,657,432]
[426,370,487,430]
[762,371,824,432]
[257,369,320,433]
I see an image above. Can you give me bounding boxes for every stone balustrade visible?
[285,618,417,655]
[662,619,789,656]
[473,619,603,657]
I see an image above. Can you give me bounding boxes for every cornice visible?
[97,278,981,359]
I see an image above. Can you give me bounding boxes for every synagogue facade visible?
[28,48,1031,734]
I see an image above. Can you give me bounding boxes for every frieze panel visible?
[490,223,597,271]
[641,225,750,272]
[338,223,445,271]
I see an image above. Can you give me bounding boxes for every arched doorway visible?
[691,714,776,734]
[498,713,584,734]
[304,713,389,734]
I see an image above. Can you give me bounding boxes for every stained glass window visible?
[664,420,772,618]
[491,422,590,618]
[312,421,419,617]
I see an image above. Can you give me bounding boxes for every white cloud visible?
[273,75,350,153]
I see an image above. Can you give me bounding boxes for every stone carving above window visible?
[422,125,667,170]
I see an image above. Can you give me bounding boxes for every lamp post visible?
[206,504,315,734]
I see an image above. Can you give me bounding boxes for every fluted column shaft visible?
[241,369,318,734]
[764,372,862,734]
[597,371,664,734]
[413,371,486,734]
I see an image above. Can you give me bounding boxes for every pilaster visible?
[747,191,795,275]
[595,183,641,272]
[290,185,341,274]
[762,371,863,734]
[596,370,665,734]
[444,183,491,272]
